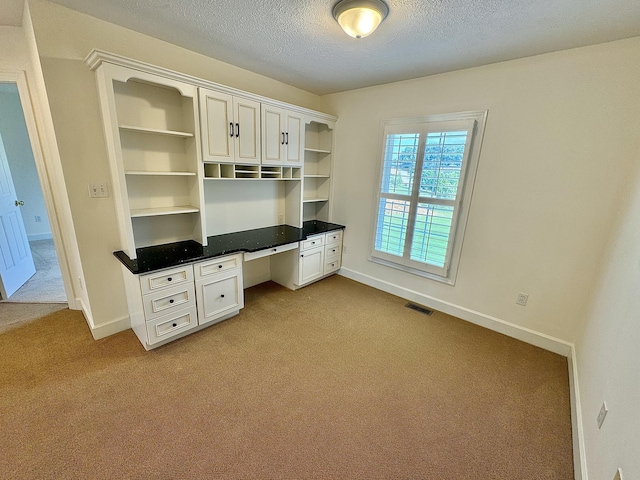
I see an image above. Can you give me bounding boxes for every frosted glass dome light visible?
[332,0,389,39]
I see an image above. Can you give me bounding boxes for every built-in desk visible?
[114,220,344,274]
[114,220,345,350]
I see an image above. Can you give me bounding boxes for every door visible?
[284,112,304,165]
[262,105,284,165]
[199,88,234,162]
[0,131,36,298]
[233,97,261,164]
[298,245,324,285]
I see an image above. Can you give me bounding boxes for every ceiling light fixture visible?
[332,0,389,39]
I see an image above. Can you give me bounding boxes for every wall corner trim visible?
[568,345,589,480]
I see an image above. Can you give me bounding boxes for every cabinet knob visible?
[221,294,225,298]
[169,299,174,304]
[272,248,277,252]
[311,241,315,244]
[218,265,222,269]
[167,277,172,282]
[300,254,304,258]
[172,323,177,327]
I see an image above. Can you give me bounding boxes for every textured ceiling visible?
[30,0,640,94]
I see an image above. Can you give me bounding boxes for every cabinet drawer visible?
[146,306,198,346]
[325,230,343,246]
[143,283,196,321]
[301,235,324,251]
[243,242,298,262]
[194,254,242,280]
[139,265,194,295]
[196,271,244,326]
[324,256,341,275]
[325,243,342,260]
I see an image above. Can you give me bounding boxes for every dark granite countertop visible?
[114,220,345,275]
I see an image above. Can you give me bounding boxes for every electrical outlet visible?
[34,215,42,223]
[516,292,529,306]
[597,401,608,429]
[613,468,623,480]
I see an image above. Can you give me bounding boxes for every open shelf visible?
[304,147,331,154]
[125,171,196,176]
[119,125,194,138]
[203,163,301,180]
[130,206,200,218]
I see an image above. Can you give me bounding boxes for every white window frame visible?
[369,110,488,285]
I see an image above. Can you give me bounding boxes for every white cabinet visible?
[194,255,244,326]
[262,105,304,166]
[199,88,261,165]
[299,234,325,285]
[123,254,244,350]
[303,120,335,223]
[136,264,199,347]
[90,61,206,259]
[271,229,343,290]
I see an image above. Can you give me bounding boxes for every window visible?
[371,111,487,284]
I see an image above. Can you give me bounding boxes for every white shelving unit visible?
[91,61,206,258]
[303,121,335,222]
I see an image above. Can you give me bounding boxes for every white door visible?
[0,132,36,298]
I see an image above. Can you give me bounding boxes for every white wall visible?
[0,83,52,240]
[321,38,640,345]
[573,141,640,479]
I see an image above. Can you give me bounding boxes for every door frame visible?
[0,70,82,311]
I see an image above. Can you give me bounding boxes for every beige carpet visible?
[0,276,573,479]
[1,239,66,303]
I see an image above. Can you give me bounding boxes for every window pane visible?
[420,131,467,200]
[410,204,454,268]
[381,133,419,196]
[375,198,410,256]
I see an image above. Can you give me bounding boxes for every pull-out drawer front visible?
[146,306,198,346]
[196,271,244,325]
[143,283,196,321]
[243,242,298,262]
[324,256,342,275]
[324,243,342,260]
[300,235,324,251]
[194,254,242,281]
[140,265,194,295]
[325,230,343,246]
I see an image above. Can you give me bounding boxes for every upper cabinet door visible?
[284,112,304,165]
[262,105,284,165]
[199,89,261,164]
[262,106,304,166]
[200,89,234,163]
[233,97,261,164]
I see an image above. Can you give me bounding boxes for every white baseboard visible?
[339,267,572,356]
[75,296,130,340]
[568,346,588,480]
[28,232,53,241]
[89,314,131,340]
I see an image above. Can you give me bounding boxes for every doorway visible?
[0,82,66,304]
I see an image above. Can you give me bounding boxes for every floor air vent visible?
[405,303,433,316]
